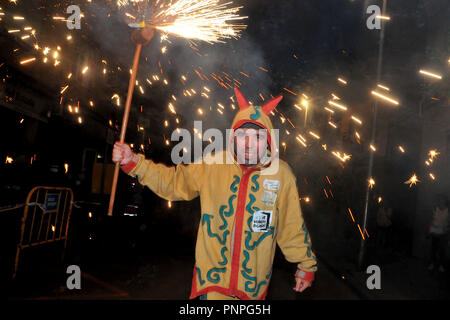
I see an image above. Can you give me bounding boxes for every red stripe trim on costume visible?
[120,160,137,173]
[190,284,268,300]
[229,165,258,296]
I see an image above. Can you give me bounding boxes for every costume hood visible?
[228,87,283,168]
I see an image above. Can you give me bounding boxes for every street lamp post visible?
[358,0,388,269]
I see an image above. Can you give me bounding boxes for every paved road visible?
[5,246,360,300]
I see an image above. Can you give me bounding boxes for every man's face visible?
[233,127,268,166]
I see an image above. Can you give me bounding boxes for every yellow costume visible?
[122,88,317,300]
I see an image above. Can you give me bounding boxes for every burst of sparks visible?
[428,149,439,160]
[118,0,247,43]
[368,178,375,189]
[332,151,351,162]
[404,174,420,187]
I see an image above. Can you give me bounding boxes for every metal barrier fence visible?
[13,186,74,279]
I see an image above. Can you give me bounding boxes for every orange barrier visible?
[13,186,74,279]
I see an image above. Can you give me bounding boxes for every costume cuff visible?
[295,269,315,282]
[120,154,138,173]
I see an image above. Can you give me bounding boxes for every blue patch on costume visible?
[250,106,261,120]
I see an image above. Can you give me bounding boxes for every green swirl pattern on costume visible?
[218,247,228,266]
[251,174,260,192]
[242,250,252,273]
[301,222,317,261]
[250,106,261,120]
[202,213,229,245]
[230,175,240,193]
[219,195,236,230]
[207,267,226,283]
[241,270,257,292]
[246,194,257,214]
[252,280,268,297]
[196,267,206,285]
[245,226,274,250]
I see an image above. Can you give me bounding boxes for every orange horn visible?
[234,87,250,110]
[262,95,283,115]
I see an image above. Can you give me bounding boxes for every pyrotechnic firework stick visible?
[108,44,142,216]
[108,27,154,216]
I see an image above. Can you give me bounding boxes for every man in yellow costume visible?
[113,88,317,300]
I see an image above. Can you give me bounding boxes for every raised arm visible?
[113,142,204,201]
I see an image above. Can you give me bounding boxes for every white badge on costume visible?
[252,210,273,232]
[263,179,280,191]
[262,190,277,207]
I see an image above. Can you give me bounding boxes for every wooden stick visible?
[108,43,142,216]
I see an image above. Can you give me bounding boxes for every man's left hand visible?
[293,277,312,292]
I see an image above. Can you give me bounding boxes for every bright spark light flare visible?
[377,84,390,91]
[368,178,375,189]
[428,149,439,160]
[168,103,176,114]
[419,70,442,80]
[60,85,69,94]
[328,100,348,111]
[331,93,340,100]
[351,115,362,125]
[20,57,36,64]
[371,91,399,105]
[332,151,351,162]
[429,173,435,180]
[347,208,355,222]
[309,131,320,139]
[118,0,248,43]
[296,136,307,148]
[324,107,334,113]
[398,146,405,153]
[376,15,391,20]
[404,174,420,187]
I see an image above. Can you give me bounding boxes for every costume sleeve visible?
[122,153,204,201]
[276,171,318,274]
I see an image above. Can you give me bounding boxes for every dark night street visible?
[0,0,449,310]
